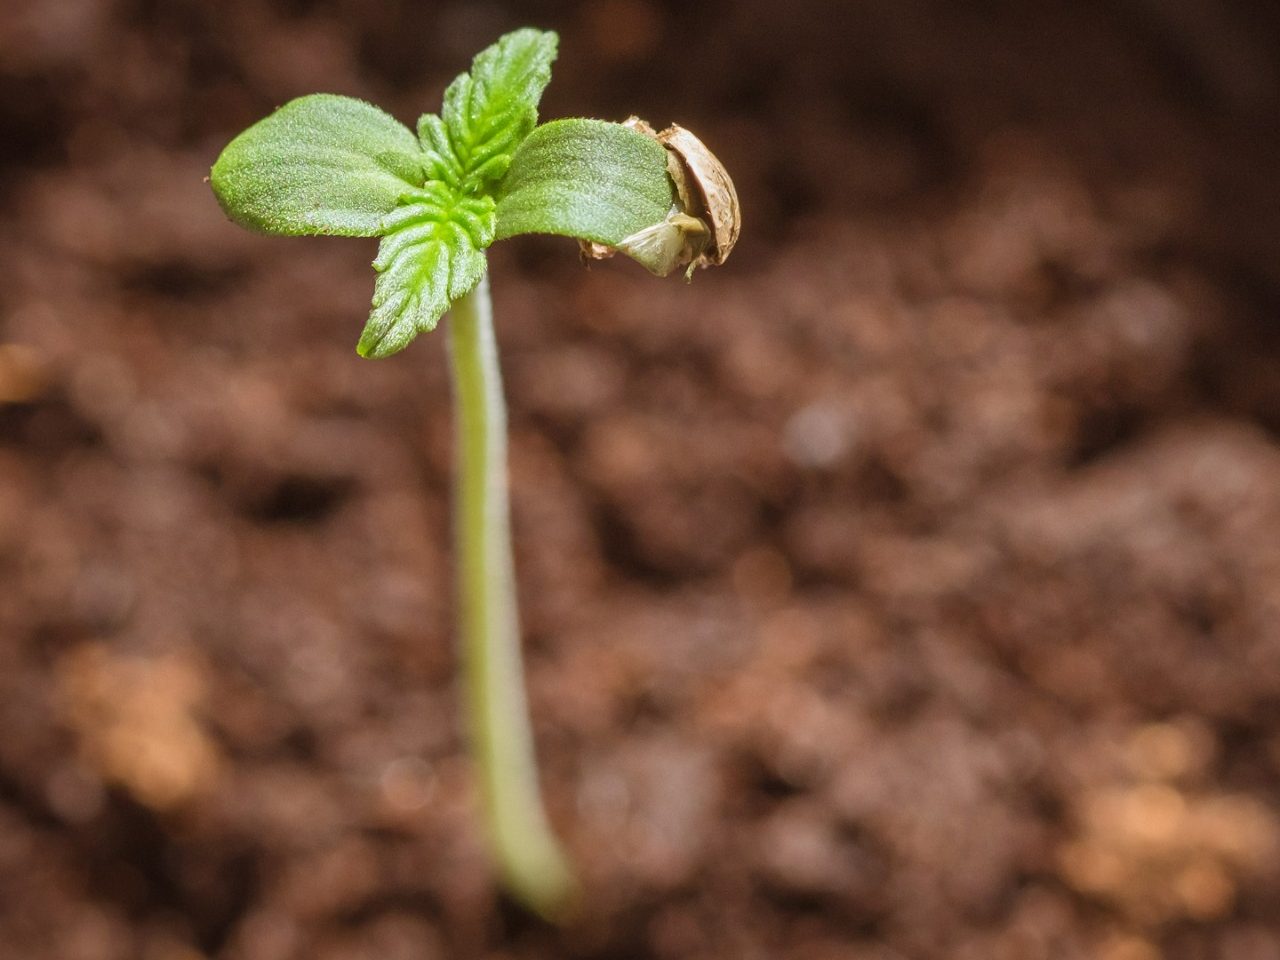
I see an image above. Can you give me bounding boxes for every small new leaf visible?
[357,184,495,358]
[421,28,558,193]
[211,95,424,237]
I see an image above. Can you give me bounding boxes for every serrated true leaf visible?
[211,95,425,237]
[419,28,557,193]
[356,184,496,358]
[496,119,675,246]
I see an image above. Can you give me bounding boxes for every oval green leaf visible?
[211,94,425,237]
[495,118,674,247]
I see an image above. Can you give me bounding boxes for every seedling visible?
[210,27,738,919]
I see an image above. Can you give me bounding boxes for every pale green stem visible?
[446,272,577,920]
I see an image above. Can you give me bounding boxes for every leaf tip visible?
[355,325,403,360]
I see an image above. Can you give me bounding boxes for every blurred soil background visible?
[2,0,1280,957]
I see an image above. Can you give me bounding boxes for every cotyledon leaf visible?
[210,94,425,237]
[495,118,675,247]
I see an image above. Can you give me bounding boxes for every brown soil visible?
[2,1,1280,958]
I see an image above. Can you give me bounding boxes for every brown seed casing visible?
[655,123,740,267]
[580,117,740,278]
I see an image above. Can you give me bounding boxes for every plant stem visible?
[446,272,577,920]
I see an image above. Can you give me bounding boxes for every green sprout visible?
[210,27,737,919]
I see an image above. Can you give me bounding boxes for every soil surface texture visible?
[2,1,1280,958]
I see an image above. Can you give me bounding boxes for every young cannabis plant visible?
[210,27,738,919]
